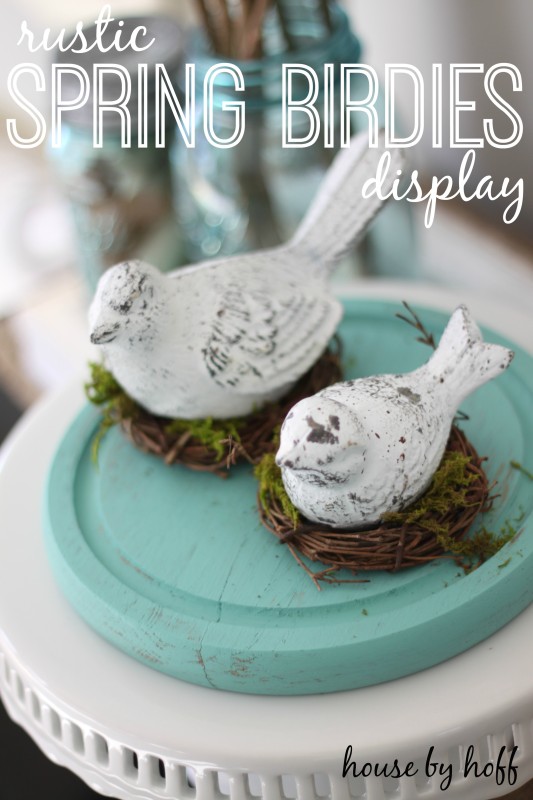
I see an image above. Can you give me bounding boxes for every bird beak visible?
[275,445,298,470]
[90,323,119,345]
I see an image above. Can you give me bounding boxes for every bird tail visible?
[426,306,514,405]
[287,129,405,278]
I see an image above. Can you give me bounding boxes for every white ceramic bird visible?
[276,306,514,528]
[88,132,403,419]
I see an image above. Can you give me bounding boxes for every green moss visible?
[498,558,511,570]
[85,362,246,463]
[511,461,533,482]
[254,443,513,565]
[85,362,138,462]
[164,416,243,460]
[383,450,478,534]
[383,448,517,564]
[254,453,300,528]
[435,520,516,562]
[86,362,121,405]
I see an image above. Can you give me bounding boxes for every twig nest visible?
[257,426,512,587]
[86,339,343,474]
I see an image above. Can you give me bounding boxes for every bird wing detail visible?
[201,283,342,394]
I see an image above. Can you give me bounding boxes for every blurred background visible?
[0,2,532,796]
[1,0,532,416]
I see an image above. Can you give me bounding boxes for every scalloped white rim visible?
[1,282,533,800]
[3,632,533,800]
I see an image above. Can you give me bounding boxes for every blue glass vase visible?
[172,1,417,278]
[49,15,184,293]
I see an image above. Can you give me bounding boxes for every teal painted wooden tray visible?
[44,299,533,695]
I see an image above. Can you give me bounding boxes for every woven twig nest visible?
[87,339,343,475]
[256,426,508,587]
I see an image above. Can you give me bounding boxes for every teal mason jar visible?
[172,1,416,278]
[49,16,184,293]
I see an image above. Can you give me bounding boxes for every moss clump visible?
[383,450,478,535]
[164,416,244,461]
[86,362,247,463]
[257,432,515,570]
[85,362,138,462]
[256,447,479,539]
[436,520,516,563]
[83,343,343,473]
[383,449,517,563]
[85,362,123,406]
[384,452,522,564]
[255,453,300,529]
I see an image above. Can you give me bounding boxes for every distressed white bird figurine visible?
[88,132,403,419]
[276,306,513,528]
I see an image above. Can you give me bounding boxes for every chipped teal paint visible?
[43,300,533,695]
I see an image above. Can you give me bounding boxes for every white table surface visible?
[1,282,533,800]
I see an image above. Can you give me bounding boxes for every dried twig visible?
[193,0,222,53]
[213,0,233,55]
[194,0,314,60]
[241,0,272,59]
[396,301,437,350]
[396,302,469,423]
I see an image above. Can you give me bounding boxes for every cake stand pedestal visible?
[1,283,533,800]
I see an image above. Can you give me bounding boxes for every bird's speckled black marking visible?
[398,386,421,404]
[305,416,339,445]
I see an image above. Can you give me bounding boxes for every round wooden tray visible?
[43,299,533,695]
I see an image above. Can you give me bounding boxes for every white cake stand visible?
[1,283,533,800]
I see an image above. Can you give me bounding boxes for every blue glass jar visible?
[49,16,184,293]
[172,1,417,278]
